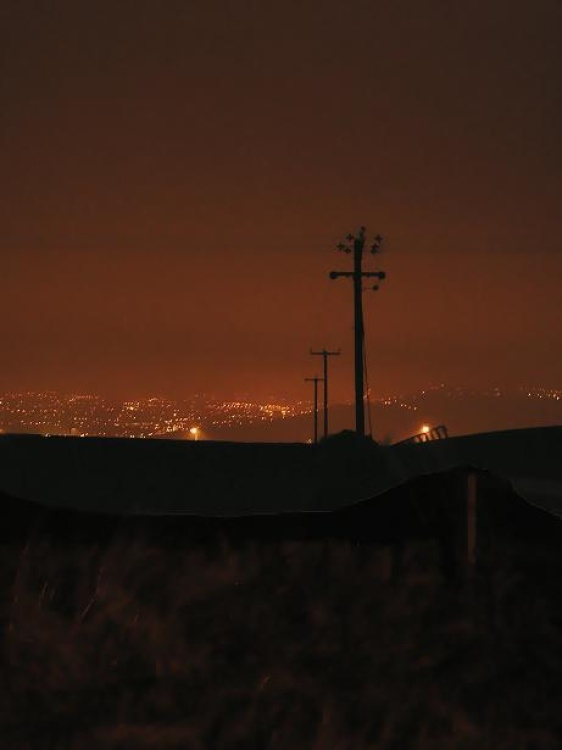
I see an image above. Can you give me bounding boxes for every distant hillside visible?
[394,386,562,441]
[210,387,562,443]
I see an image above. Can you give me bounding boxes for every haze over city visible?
[2,1,561,414]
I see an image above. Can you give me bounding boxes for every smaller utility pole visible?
[304,376,323,444]
[310,348,340,439]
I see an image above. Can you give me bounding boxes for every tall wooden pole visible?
[330,227,386,437]
[353,230,366,437]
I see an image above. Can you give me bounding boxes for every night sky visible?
[2,0,561,404]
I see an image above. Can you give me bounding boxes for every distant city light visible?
[0,387,561,442]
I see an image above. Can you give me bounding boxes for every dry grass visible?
[2,519,562,749]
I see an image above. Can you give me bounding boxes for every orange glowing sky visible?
[1,0,561,403]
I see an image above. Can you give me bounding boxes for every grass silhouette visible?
[3,483,562,749]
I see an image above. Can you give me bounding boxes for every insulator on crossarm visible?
[371,238,383,254]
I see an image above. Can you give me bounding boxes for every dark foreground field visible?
[2,472,562,749]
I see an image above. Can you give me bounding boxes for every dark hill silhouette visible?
[3,466,561,571]
[1,425,561,516]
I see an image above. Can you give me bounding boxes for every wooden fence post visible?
[466,470,477,570]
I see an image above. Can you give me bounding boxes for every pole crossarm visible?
[330,271,385,279]
[309,349,341,357]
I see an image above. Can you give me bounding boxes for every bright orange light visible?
[189,427,200,441]
[421,424,431,434]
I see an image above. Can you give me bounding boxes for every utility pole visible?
[330,227,386,438]
[310,348,340,439]
[304,376,323,444]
